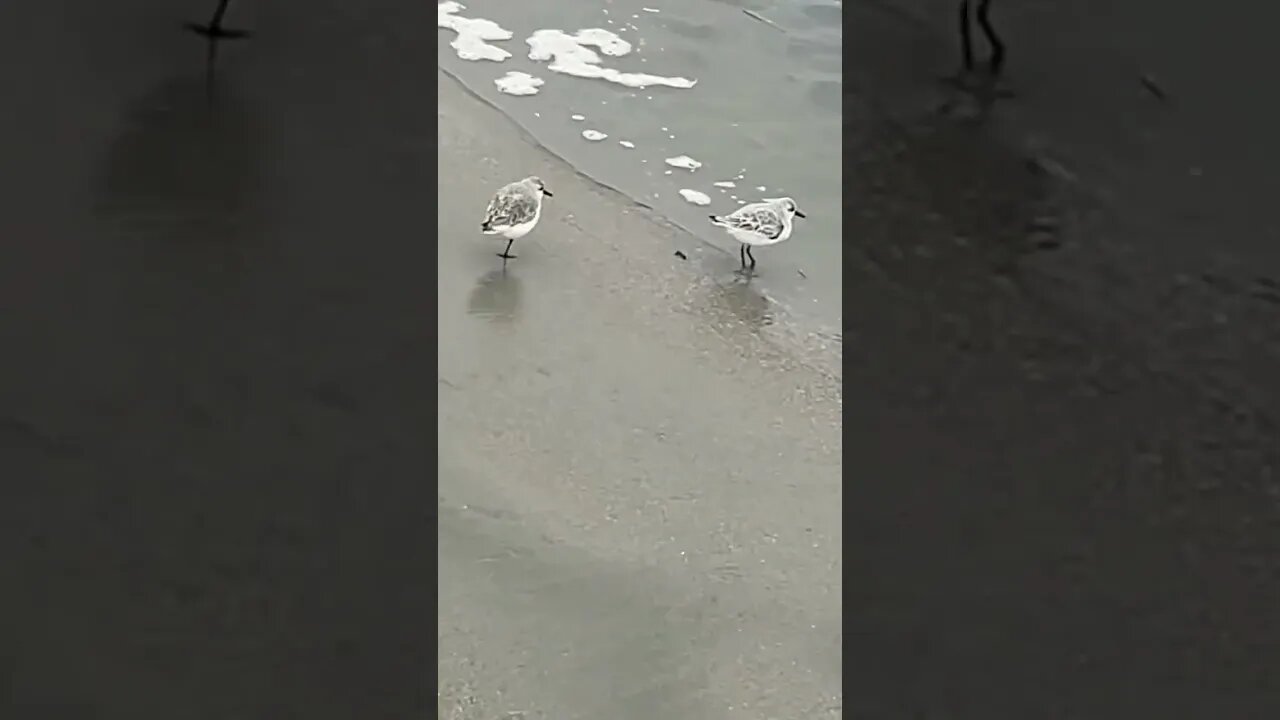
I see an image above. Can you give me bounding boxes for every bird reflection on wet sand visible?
[86,71,269,432]
[704,273,774,332]
[467,268,523,323]
[186,0,253,96]
[91,74,267,297]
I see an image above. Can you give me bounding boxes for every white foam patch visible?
[438,2,513,62]
[619,140,636,149]
[679,189,712,206]
[642,7,660,13]
[664,155,702,171]
[494,71,544,96]
[582,129,608,141]
[527,28,697,89]
[571,114,586,121]
[756,185,767,192]
[713,181,736,188]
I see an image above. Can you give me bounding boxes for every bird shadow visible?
[467,267,523,324]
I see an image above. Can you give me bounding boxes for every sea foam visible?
[494,71,544,96]
[438,2,513,62]
[678,189,712,206]
[664,155,702,171]
[527,28,696,89]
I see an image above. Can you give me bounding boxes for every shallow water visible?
[437,0,842,332]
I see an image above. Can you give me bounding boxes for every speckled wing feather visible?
[721,204,784,239]
[483,185,536,230]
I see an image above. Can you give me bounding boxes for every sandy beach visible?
[1,1,437,715]
[437,70,842,719]
[6,0,1280,717]
[451,1,1280,712]
[843,2,1280,715]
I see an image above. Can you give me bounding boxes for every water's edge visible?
[439,63,844,344]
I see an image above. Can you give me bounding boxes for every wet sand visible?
[437,0,844,330]
[7,0,1280,716]
[1,1,436,716]
[437,70,842,718]
[843,2,1280,716]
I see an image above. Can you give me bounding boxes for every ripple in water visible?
[799,1,843,27]
[659,17,717,42]
[786,38,842,75]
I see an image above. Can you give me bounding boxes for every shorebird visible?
[480,176,553,260]
[708,197,806,270]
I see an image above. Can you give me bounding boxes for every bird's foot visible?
[935,71,1015,120]
[939,67,1012,95]
[971,77,1016,103]
[497,253,517,260]
[184,22,253,39]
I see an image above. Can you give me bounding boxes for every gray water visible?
[438,0,842,333]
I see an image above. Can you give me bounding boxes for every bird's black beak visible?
[543,188,553,197]
[795,210,806,218]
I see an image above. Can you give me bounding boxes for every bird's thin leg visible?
[740,244,747,268]
[746,246,756,269]
[938,0,974,89]
[497,238,517,260]
[958,0,974,72]
[976,0,1004,76]
[206,0,231,29]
